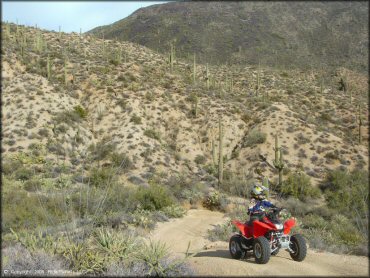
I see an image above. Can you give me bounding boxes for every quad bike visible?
[229,207,307,264]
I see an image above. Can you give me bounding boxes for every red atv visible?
[229,207,307,264]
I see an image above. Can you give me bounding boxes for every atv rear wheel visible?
[289,234,307,262]
[253,237,271,264]
[229,235,245,260]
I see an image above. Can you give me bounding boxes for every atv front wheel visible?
[253,237,271,264]
[289,234,307,262]
[229,235,245,260]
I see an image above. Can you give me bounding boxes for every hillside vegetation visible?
[88,1,368,72]
[1,21,369,275]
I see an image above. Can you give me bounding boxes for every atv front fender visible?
[283,218,296,234]
[232,220,248,236]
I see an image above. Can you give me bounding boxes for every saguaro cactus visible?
[218,118,224,188]
[193,53,196,84]
[192,92,199,118]
[358,104,362,144]
[256,62,261,97]
[273,133,285,186]
[47,55,51,80]
[169,42,175,72]
[206,63,209,89]
[64,59,68,86]
[212,138,217,168]
[231,77,234,93]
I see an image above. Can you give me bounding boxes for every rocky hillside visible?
[2,23,368,189]
[88,1,368,72]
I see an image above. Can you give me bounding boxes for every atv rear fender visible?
[283,218,296,234]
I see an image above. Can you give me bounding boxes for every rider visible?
[246,184,276,232]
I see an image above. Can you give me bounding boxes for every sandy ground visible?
[149,209,369,276]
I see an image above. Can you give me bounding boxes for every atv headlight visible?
[275,223,283,230]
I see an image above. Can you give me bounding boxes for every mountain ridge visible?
[88,1,368,72]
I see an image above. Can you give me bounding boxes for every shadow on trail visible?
[191,249,260,264]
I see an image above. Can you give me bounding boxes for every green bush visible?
[89,167,117,188]
[135,184,174,211]
[111,152,133,171]
[161,205,187,218]
[144,129,161,141]
[321,169,368,233]
[221,173,251,198]
[54,108,85,125]
[74,105,88,119]
[89,138,116,161]
[244,129,267,147]
[194,155,206,165]
[2,159,23,176]
[130,114,142,125]
[278,171,320,201]
[2,189,66,232]
[202,190,228,211]
[207,221,236,242]
[14,166,33,181]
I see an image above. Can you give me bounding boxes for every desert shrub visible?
[241,112,252,123]
[6,229,60,254]
[106,240,194,276]
[2,244,65,274]
[93,227,139,260]
[330,214,364,246]
[243,129,266,147]
[2,158,23,176]
[38,128,49,137]
[111,152,133,171]
[73,105,88,119]
[13,166,33,181]
[180,188,205,206]
[320,112,331,122]
[160,205,187,218]
[54,108,85,125]
[89,138,116,161]
[282,197,312,217]
[320,169,368,235]
[23,178,40,192]
[144,129,161,141]
[277,171,320,201]
[301,214,327,230]
[221,174,251,198]
[2,189,65,232]
[89,167,117,188]
[202,190,229,212]
[135,184,174,211]
[194,154,206,165]
[129,209,157,229]
[130,114,142,125]
[116,99,127,110]
[60,242,106,275]
[135,240,194,277]
[324,150,340,160]
[207,221,236,242]
[185,92,198,103]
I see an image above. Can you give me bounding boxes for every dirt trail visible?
[149,209,369,276]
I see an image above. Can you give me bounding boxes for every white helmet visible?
[251,184,266,200]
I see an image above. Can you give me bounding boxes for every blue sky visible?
[2,1,167,33]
